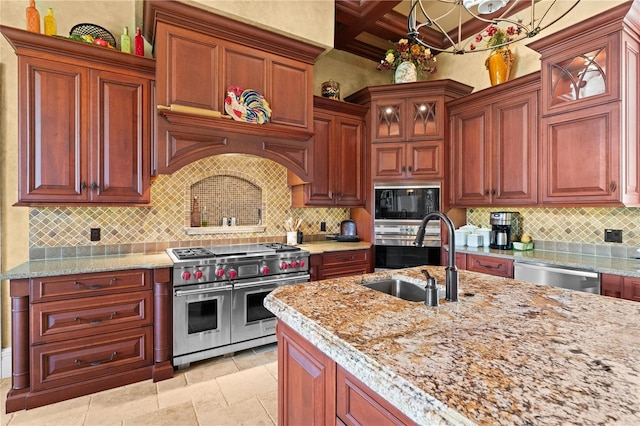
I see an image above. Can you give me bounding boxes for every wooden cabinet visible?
[601,273,640,302]
[448,73,539,207]
[345,81,472,183]
[1,26,154,205]
[277,321,336,426]
[337,366,416,426]
[313,249,372,281]
[277,321,417,426]
[145,1,323,180]
[466,254,514,278]
[290,97,367,207]
[6,268,173,413]
[529,2,640,206]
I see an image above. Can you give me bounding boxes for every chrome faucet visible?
[414,211,458,302]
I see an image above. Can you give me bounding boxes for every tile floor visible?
[1,344,278,426]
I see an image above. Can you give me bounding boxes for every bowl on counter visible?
[512,241,534,251]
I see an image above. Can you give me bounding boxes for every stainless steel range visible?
[167,243,310,368]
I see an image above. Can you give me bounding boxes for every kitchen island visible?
[264,266,640,425]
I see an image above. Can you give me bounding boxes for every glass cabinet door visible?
[409,98,441,139]
[550,45,607,106]
[373,100,404,141]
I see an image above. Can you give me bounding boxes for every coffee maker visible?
[489,212,520,250]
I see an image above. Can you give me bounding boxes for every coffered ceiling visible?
[334,0,532,62]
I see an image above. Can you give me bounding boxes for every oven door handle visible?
[175,284,233,297]
[233,275,310,290]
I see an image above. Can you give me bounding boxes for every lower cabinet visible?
[277,321,416,426]
[6,268,173,413]
[310,249,372,281]
[601,273,640,302]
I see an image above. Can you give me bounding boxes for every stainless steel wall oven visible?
[374,183,442,269]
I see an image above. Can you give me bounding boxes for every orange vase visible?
[486,48,514,86]
[26,0,40,33]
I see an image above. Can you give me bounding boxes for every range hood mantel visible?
[144,0,324,181]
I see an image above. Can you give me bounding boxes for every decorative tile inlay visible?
[467,207,640,247]
[29,155,349,257]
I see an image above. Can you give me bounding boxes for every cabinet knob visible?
[491,189,496,195]
[81,181,87,191]
[610,181,617,192]
[408,165,413,172]
[401,166,406,172]
[91,181,98,191]
[484,190,489,196]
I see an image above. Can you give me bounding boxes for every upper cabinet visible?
[346,80,473,182]
[1,26,155,205]
[448,73,539,207]
[529,1,640,206]
[143,0,324,180]
[290,97,367,207]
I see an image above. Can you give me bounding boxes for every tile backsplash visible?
[29,154,349,258]
[467,206,640,251]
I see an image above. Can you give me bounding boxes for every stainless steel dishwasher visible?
[514,262,600,294]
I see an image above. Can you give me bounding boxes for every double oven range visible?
[167,243,309,369]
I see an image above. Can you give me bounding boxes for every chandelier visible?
[408,0,581,54]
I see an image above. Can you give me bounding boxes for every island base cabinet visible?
[277,322,336,426]
[601,273,640,302]
[337,367,416,426]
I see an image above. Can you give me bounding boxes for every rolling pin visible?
[157,104,231,119]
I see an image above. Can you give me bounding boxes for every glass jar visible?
[321,80,340,100]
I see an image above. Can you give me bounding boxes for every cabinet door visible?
[407,97,443,140]
[540,103,620,204]
[450,107,491,206]
[406,141,444,179]
[18,57,87,202]
[492,91,538,204]
[371,98,406,142]
[304,112,334,205]
[372,143,405,180]
[334,116,364,206]
[622,277,640,302]
[91,70,151,203]
[278,321,336,426]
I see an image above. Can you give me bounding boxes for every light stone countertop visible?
[264,266,640,425]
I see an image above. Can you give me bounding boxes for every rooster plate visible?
[224,86,272,124]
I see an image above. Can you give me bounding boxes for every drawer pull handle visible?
[75,351,117,367]
[480,262,501,269]
[74,312,117,325]
[75,278,118,290]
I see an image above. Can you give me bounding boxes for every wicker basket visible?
[70,23,116,48]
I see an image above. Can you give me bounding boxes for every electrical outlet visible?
[604,229,622,243]
[90,228,101,242]
[320,221,326,232]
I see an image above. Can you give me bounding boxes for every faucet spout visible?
[414,212,458,302]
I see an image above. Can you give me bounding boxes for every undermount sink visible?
[362,278,445,302]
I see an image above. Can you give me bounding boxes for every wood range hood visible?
[143,0,325,180]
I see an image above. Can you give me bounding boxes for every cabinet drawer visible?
[322,250,368,267]
[31,269,151,303]
[31,291,153,344]
[466,255,513,278]
[31,326,153,392]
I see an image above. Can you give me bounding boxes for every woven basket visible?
[70,23,116,48]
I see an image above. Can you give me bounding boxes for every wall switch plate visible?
[604,229,622,243]
[320,221,326,232]
[90,228,101,242]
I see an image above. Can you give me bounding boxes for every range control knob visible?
[181,271,191,280]
[215,268,225,278]
[298,260,305,268]
[194,270,203,279]
[289,260,298,268]
[261,265,270,275]
[280,261,288,270]
[228,269,237,279]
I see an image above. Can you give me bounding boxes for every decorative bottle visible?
[201,206,209,227]
[26,0,40,33]
[134,27,144,56]
[120,27,131,53]
[43,8,56,36]
[190,196,201,228]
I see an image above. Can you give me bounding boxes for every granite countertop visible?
[0,241,371,280]
[452,245,640,278]
[265,266,640,425]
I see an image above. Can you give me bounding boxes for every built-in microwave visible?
[374,183,441,270]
